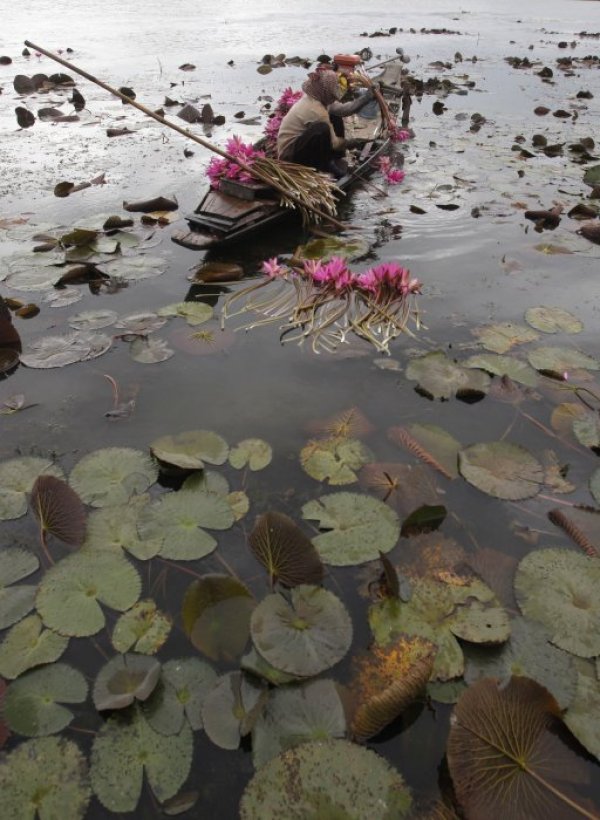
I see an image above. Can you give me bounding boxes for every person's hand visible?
[345,137,365,150]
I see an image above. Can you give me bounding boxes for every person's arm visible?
[328,88,375,118]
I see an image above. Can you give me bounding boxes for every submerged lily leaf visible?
[112,600,172,654]
[240,739,412,819]
[464,353,539,387]
[202,671,267,750]
[249,511,324,587]
[252,678,346,768]
[0,457,63,521]
[150,429,229,469]
[300,437,373,485]
[564,660,600,762]
[447,676,592,820]
[143,657,217,734]
[91,705,193,813]
[360,462,441,513]
[388,423,461,479]
[401,504,447,537]
[527,346,600,374]
[405,351,490,401]
[84,495,162,559]
[0,547,39,630]
[20,330,112,368]
[250,585,352,677]
[69,447,158,507]
[525,306,583,334]
[182,575,255,662]
[369,574,509,680]
[472,322,539,353]
[37,550,142,637]
[0,613,69,680]
[306,406,374,440]
[4,662,87,736]
[30,474,87,547]
[514,548,600,658]
[93,653,161,710]
[229,438,273,471]
[157,302,213,326]
[0,737,91,820]
[292,235,370,263]
[458,441,544,500]
[302,492,400,566]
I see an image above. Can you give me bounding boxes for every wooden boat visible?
[171,61,404,251]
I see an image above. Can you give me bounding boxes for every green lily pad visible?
[583,164,600,187]
[181,470,230,495]
[143,657,217,734]
[252,679,346,768]
[240,647,302,686]
[100,255,167,281]
[4,663,87,736]
[369,575,509,680]
[527,346,600,374]
[240,739,412,819]
[69,447,158,507]
[158,302,213,326]
[405,351,491,400]
[514,548,600,658]
[292,235,370,262]
[229,438,273,471]
[389,423,461,479]
[150,429,229,469]
[202,671,267,750]
[565,661,600,762]
[83,495,162,559]
[458,441,544,500]
[91,705,193,813]
[0,457,63,521]
[112,600,172,654]
[0,547,39,630]
[137,489,234,560]
[0,736,91,819]
[472,322,539,354]
[20,331,112,368]
[426,679,468,704]
[302,492,400,566]
[250,585,352,677]
[130,336,174,364]
[0,613,69,680]
[573,412,600,450]
[182,575,255,662]
[300,437,373,485]
[464,353,539,387]
[93,653,161,710]
[525,306,583,334]
[464,617,577,709]
[68,309,119,331]
[36,551,142,637]
[590,468,600,505]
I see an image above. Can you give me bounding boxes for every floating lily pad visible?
[584,164,600,187]
[525,306,583,334]
[300,437,373,485]
[0,547,39,630]
[0,456,63,521]
[250,585,352,677]
[4,662,87,736]
[228,490,250,520]
[464,617,577,709]
[405,351,490,400]
[229,438,272,471]
[573,412,600,450]
[91,705,193,813]
[252,678,346,768]
[93,653,161,710]
[458,441,544,500]
[249,511,324,586]
[302,492,400,566]
[471,322,539,354]
[130,336,174,363]
[69,447,158,507]
[37,550,141,637]
[112,600,172,654]
[565,661,600,762]
[360,462,441,513]
[100,255,167,281]
[150,429,229,469]
[0,613,69,680]
[137,489,233,560]
[115,311,167,335]
[292,235,370,262]
[527,346,600,374]
[68,309,119,330]
[464,353,539,387]
[182,575,255,662]
[514,548,600,658]
[0,737,91,819]
[369,574,509,681]
[84,495,162,559]
[157,302,213,326]
[202,671,267,750]
[240,647,302,686]
[388,423,461,479]
[20,331,112,368]
[240,739,412,819]
[143,657,217,734]
[30,474,87,547]
[590,468,600,505]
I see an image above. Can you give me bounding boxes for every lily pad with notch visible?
[0,613,68,680]
[4,662,87,736]
[249,511,324,587]
[527,346,600,374]
[130,336,174,364]
[83,495,162,560]
[405,351,490,401]
[30,474,87,548]
[564,660,600,762]
[143,657,217,734]
[69,447,158,507]
[112,600,172,655]
[300,436,373,485]
[93,653,161,711]
[157,302,213,326]
[464,352,539,387]
[0,546,39,630]
[202,671,268,750]
[525,306,583,334]
[150,429,229,470]
[458,441,544,500]
[229,438,273,471]
[20,330,112,369]
[471,322,539,354]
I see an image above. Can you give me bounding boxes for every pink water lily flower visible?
[386,169,406,185]
[262,257,285,279]
[389,125,411,142]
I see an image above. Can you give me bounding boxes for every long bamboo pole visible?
[24,40,347,230]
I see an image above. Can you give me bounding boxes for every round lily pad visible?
[69,447,158,507]
[36,550,142,637]
[93,653,161,711]
[573,412,600,450]
[115,311,167,334]
[0,456,63,521]
[458,441,544,500]
[0,613,69,680]
[150,429,229,469]
[20,331,112,368]
[100,255,167,281]
[527,346,600,374]
[0,736,91,819]
[389,422,461,480]
[112,600,172,654]
[157,302,213,326]
[202,671,267,750]
[68,309,118,330]
[471,322,538,354]
[240,739,412,819]
[83,495,162,559]
[4,662,87,736]
[525,306,583,334]
[143,657,217,734]
[250,585,352,677]
[464,353,539,387]
[302,492,400,566]
[0,546,39,630]
[229,438,272,471]
[564,661,600,762]
[130,336,174,363]
[405,351,490,400]
[514,548,600,658]
[300,437,373,485]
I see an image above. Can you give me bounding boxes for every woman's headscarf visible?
[302,70,341,107]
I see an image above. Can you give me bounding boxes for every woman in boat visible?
[276,67,375,178]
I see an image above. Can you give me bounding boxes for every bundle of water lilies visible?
[222,255,422,354]
[263,87,303,150]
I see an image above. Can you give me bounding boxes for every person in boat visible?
[276,67,375,178]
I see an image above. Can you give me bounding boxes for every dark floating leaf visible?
[70,88,85,111]
[48,73,75,86]
[30,475,87,548]
[0,56,13,65]
[401,504,447,537]
[106,127,133,137]
[13,75,35,94]
[93,654,161,711]
[103,215,134,231]
[578,222,600,245]
[54,181,91,197]
[37,107,65,122]
[249,511,324,587]
[177,104,202,124]
[14,304,39,319]
[119,86,136,102]
[15,107,35,128]
[123,196,178,213]
[178,63,196,71]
